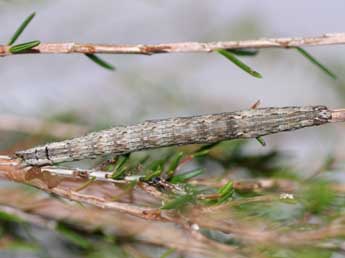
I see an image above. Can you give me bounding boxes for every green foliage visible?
[207,141,283,176]
[266,247,332,258]
[169,168,203,184]
[160,248,175,258]
[234,199,302,223]
[56,223,93,250]
[86,245,128,258]
[296,47,336,80]
[256,136,266,146]
[217,49,262,78]
[161,193,196,210]
[228,48,259,56]
[0,211,23,223]
[5,10,345,258]
[166,152,184,178]
[9,40,40,53]
[48,111,84,124]
[216,181,234,204]
[192,142,219,158]
[111,154,130,179]
[144,158,167,181]
[85,54,115,71]
[8,12,36,45]
[302,181,336,214]
[114,154,130,172]
[6,241,38,252]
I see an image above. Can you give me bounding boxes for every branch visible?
[0,155,168,222]
[1,33,345,56]
[0,189,232,256]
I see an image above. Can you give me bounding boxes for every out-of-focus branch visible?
[0,189,232,256]
[2,155,345,254]
[1,33,345,56]
[0,155,167,221]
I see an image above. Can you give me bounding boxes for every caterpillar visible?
[16,106,333,166]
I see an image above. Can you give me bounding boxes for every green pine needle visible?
[161,194,195,210]
[169,169,203,184]
[256,136,266,146]
[8,12,36,45]
[217,181,234,204]
[9,40,40,53]
[114,154,129,171]
[296,47,336,80]
[217,49,262,78]
[85,54,115,71]
[111,155,130,179]
[143,159,167,181]
[229,48,259,56]
[167,152,184,178]
[192,142,219,158]
[56,223,92,249]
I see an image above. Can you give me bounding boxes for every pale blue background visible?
[1,1,345,170]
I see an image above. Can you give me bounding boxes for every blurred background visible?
[0,2,345,257]
[1,1,345,170]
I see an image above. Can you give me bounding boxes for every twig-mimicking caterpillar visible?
[16,106,333,166]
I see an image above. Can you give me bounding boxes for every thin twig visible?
[1,33,345,56]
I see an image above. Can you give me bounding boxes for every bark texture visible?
[16,106,331,166]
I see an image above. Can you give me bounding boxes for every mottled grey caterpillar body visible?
[16,106,332,166]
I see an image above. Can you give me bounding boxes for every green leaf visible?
[9,40,40,54]
[217,181,234,204]
[303,181,336,214]
[167,152,184,178]
[228,48,259,56]
[56,223,92,249]
[161,194,195,210]
[170,169,203,184]
[256,136,266,146]
[85,54,115,71]
[8,12,36,45]
[296,47,336,80]
[217,49,262,78]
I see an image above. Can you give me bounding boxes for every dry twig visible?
[1,33,345,56]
